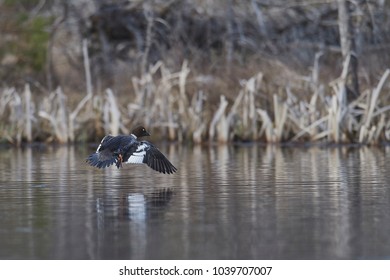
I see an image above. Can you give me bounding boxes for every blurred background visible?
[1,0,390,144]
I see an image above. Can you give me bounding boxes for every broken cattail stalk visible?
[23,84,33,142]
[104,88,121,135]
[209,95,228,142]
[273,94,287,142]
[257,109,273,142]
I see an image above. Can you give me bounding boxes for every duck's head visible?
[131,126,151,138]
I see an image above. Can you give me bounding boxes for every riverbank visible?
[1,63,389,145]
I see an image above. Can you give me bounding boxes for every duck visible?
[86,126,177,174]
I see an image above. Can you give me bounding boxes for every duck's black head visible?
[132,126,151,138]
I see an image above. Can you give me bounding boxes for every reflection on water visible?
[0,144,390,259]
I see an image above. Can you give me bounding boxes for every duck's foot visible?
[116,154,123,169]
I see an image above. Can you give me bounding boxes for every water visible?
[0,144,389,259]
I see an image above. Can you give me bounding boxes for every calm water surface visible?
[0,144,389,259]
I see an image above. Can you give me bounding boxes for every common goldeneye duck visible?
[86,126,177,174]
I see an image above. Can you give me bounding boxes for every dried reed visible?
[1,61,390,145]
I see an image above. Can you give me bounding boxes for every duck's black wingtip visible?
[159,164,177,174]
[170,166,178,174]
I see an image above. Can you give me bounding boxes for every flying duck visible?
[86,126,177,174]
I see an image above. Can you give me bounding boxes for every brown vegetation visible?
[0,0,390,144]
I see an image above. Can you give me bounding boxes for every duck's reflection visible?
[126,188,174,221]
[96,188,174,221]
[93,187,174,259]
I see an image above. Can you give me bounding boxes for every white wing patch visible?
[96,135,111,152]
[125,142,148,165]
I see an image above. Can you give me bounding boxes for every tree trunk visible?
[337,0,359,102]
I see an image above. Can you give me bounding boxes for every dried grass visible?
[0,61,390,145]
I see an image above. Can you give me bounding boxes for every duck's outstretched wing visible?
[86,135,119,168]
[124,141,177,174]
